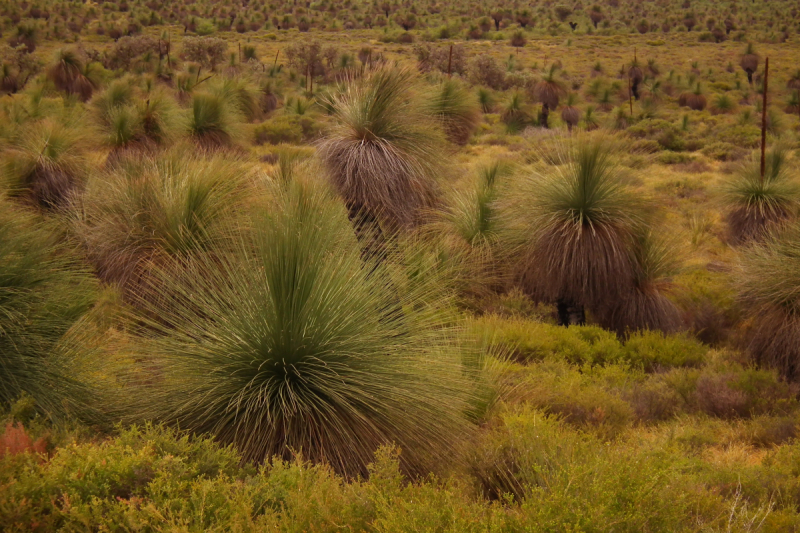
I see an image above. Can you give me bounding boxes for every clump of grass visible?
[317,66,444,231]
[74,146,250,301]
[740,43,759,84]
[432,160,514,302]
[512,135,663,329]
[0,197,99,422]
[710,93,736,115]
[187,91,243,150]
[94,86,182,164]
[560,93,581,132]
[723,146,799,244]
[595,231,683,336]
[427,79,481,145]
[477,87,495,113]
[501,91,534,133]
[121,179,476,477]
[212,77,262,122]
[736,224,800,380]
[47,48,96,102]
[0,119,86,209]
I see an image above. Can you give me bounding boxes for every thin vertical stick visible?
[447,44,453,77]
[238,42,242,63]
[273,50,280,70]
[628,71,633,114]
[760,57,769,183]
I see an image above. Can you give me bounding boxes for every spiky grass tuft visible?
[723,146,799,245]
[95,86,182,163]
[736,225,800,380]
[430,160,515,302]
[514,135,648,314]
[187,91,243,150]
[427,79,481,145]
[121,178,475,477]
[1,119,86,209]
[317,66,444,230]
[0,196,99,421]
[74,146,251,301]
[595,231,683,336]
[47,48,95,102]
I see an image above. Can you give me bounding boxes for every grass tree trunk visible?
[345,201,386,262]
[557,299,586,326]
[540,103,550,128]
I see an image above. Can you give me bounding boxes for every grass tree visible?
[211,77,262,123]
[317,66,444,232]
[560,93,581,132]
[501,91,534,134]
[93,83,182,164]
[736,225,800,380]
[740,43,759,85]
[628,59,644,100]
[723,146,799,244]
[1,119,86,209]
[187,90,243,150]
[678,83,707,111]
[432,160,514,303]
[121,179,476,477]
[0,196,99,421]
[74,146,251,301]
[533,64,567,128]
[427,78,481,146]
[595,231,683,336]
[47,48,96,102]
[513,135,650,327]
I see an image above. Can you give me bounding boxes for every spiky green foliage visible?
[596,232,683,336]
[212,77,262,122]
[534,64,567,110]
[477,88,495,113]
[514,135,649,314]
[74,146,250,299]
[723,146,799,244]
[427,79,480,146]
[122,179,475,477]
[433,161,514,302]
[47,48,95,102]
[1,119,85,209]
[0,196,98,421]
[317,66,444,230]
[740,43,759,84]
[94,86,182,161]
[187,91,242,149]
[91,78,134,119]
[736,225,800,380]
[501,91,533,134]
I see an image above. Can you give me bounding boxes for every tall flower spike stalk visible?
[760,57,769,184]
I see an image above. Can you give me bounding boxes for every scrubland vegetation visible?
[3,0,800,530]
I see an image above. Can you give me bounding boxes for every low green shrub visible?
[656,151,695,165]
[253,115,303,144]
[717,123,762,148]
[471,317,708,370]
[701,141,746,161]
[622,331,706,371]
[627,118,685,151]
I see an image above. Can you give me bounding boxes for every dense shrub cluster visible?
[1,7,800,530]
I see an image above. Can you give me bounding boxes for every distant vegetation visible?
[3,0,800,530]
